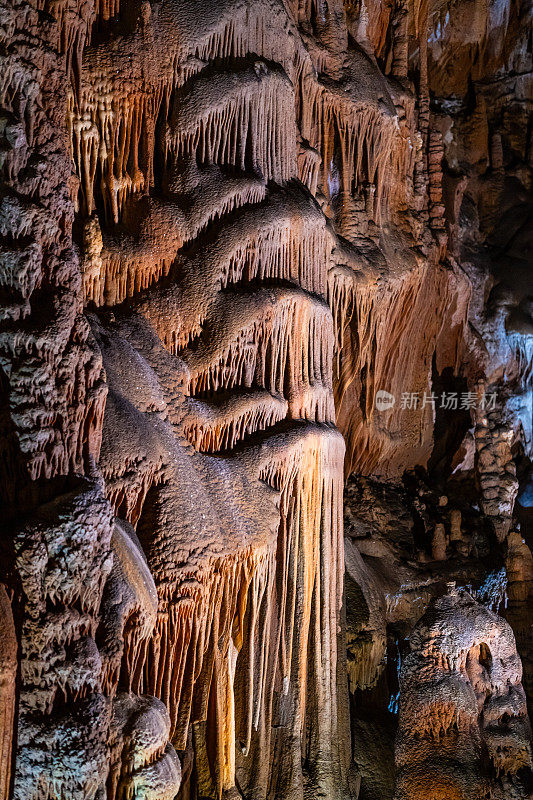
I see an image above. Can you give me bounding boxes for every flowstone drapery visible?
[1,0,531,798]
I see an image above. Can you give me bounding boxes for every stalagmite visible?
[474,396,519,542]
[431,523,447,561]
[395,586,533,800]
[506,531,533,604]
[391,0,408,79]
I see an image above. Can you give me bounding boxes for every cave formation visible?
[0,0,531,798]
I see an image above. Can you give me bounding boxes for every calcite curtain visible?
[0,0,531,798]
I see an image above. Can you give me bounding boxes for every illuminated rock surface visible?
[0,0,531,798]
[395,586,532,800]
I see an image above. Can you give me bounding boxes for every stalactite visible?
[92,274,349,798]
[328,265,357,366]
[327,236,382,369]
[299,71,409,221]
[9,0,533,796]
[126,424,348,800]
[216,205,330,296]
[510,335,533,388]
[180,288,335,424]
[233,424,350,800]
[196,186,331,298]
[391,0,409,79]
[68,88,154,222]
[94,0,119,22]
[83,186,328,309]
[82,210,181,308]
[183,390,288,452]
[83,175,265,306]
[334,277,376,411]
[130,189,333,354]
[344,537,387,693]
[36,0,95,94]
[298,142,321,195]
[135,546,275,770]
[190,0,303,81]
[68,0,309,222]
[347,636,386,691]
[104,467,163,527]
[168,62,297,185]
[334,261,470,477]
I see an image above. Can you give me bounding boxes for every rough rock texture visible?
[0,586,16,800]
[395,586,533,800]
[0,0,531,798]
[338,0,533,795]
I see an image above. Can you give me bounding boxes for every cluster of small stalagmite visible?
[0,0,532,798]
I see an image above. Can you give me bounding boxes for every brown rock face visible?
[0,0,531,798]
[395,586,533,800]
[0,586,16,800]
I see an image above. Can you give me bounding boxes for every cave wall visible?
[0,0,531,798]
